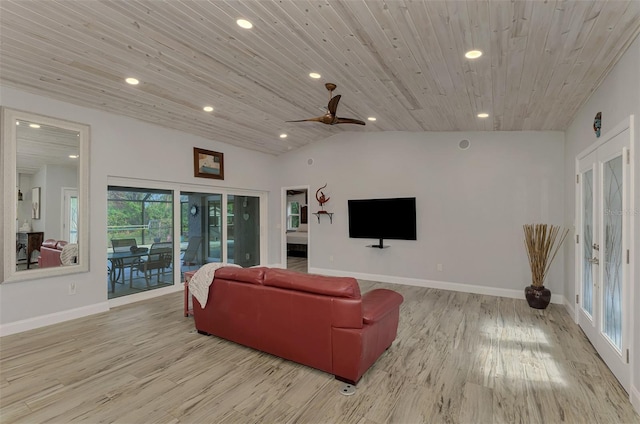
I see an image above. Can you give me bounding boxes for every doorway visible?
[282,186,309,273]
[62,187,78,243]
[575,118,634,392]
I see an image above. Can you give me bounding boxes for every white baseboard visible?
[0,302,109,337]
[108,283,182,308]
[632,385,640,415]
[308,267,566,305]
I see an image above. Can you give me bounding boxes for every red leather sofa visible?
[193,267,404,384]
[37,239,67,268]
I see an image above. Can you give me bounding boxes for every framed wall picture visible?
[194,148,224,180]
[31,187,40,220]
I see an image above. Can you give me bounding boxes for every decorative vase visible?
[524,285,551,309]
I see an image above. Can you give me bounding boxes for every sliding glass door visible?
[107,186,174,299]
[179,192,261,272]
[227,195,260,267]
[107,181,265,300]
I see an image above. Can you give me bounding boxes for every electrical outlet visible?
[68,283,76,295]
[437,264,443,272]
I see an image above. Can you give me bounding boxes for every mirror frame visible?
[1,107,90,282]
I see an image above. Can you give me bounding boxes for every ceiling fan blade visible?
[335,117,366,125]
[287,84,364,126]
[327,95,341,116]
[286,116,325,123]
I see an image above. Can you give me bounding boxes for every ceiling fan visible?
[287,83,366,126]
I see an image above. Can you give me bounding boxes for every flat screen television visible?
[348,197,416,248]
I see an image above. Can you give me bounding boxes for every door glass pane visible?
[208,194,223,261]
[180,192,218,278]
[69,195,78,243]
[107,187,174,299]
[227,195,260,267]
[602,156,623,349]
[582,169,593,316]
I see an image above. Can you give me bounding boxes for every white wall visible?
[563,34,640,410]
[276,130,565,297]
[0,85,280,332]
[16,173,33,228]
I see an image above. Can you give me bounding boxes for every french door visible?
[576,125,632,391]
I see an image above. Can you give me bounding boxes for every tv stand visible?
[367,239,389,249]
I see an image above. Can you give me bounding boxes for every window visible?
[107,186,174,299]
[62,188,78,243]
[287,201,300,230]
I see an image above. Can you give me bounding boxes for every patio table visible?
[107,250,149,293]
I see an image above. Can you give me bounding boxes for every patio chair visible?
[133,242,172,288]
[181,236,202,271]
[110,238,141,284]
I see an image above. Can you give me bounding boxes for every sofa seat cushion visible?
[264,269,360,299]
[214,266,267,285]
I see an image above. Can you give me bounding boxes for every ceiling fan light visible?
[125,77,139,85]
[309,72,321,79]
[237,19,253,29]
[465,50,483,59]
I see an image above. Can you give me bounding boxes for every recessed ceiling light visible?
[125,77,139,85]
[203,106,214,112]
[367,117,377,121]
[16,121,20,126]
[29,123,40,128]
[69,154,79,159]
[465,50,483,59]
[309,72,321,79]
[477,113,489,118]
[237,19,253,29]
[280,133,287,138]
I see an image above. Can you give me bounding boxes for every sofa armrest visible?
[362,289,403,324]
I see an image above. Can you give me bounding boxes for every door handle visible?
[588,257,599,265]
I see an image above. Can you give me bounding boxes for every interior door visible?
[576,128,631,391]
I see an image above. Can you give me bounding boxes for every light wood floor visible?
[286,256,308,273]
[1,280,638,423]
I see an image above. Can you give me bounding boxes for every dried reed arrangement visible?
[523,224,569,288]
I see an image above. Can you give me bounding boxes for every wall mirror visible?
[1,107,89,282]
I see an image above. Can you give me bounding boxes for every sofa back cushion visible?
[42,239,58,249]
[215,266,267,285]
[264,269,361,299]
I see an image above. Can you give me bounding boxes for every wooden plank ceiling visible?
[1,0,639,155]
